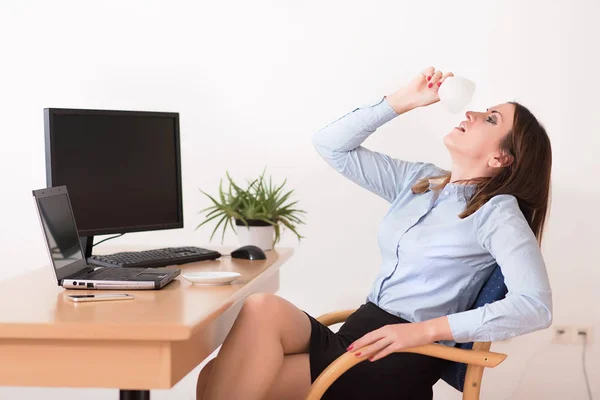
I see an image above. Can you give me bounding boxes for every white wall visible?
[1,0,598,399]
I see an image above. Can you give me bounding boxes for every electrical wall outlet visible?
[575,326,594,345]
[552,325,594,345]
[552,326,573,344]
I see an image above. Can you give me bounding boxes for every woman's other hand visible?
[345,319,445,362]
[386,67,454,114]
[345,323,429,362]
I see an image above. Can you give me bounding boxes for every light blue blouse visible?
[312,96,553,344]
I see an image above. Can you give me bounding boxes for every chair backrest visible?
[440,264,508,391]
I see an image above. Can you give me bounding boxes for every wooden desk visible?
[0,246,293,399]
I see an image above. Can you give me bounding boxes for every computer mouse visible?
[230,245,267,260]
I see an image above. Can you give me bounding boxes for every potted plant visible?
[196,168,306,250]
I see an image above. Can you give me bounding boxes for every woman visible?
[196,66,553,400]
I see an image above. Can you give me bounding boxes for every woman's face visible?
[444,103,515,167]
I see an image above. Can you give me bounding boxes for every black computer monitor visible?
[44,108,183,257]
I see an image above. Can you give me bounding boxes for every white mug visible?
[438,76,476,114]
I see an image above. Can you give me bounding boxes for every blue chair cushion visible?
[440,264,508,391]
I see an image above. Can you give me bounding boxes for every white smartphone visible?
[67,293,134,303]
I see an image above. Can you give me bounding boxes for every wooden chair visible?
[306,265,509,400]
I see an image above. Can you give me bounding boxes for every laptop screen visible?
[35,188,87,280]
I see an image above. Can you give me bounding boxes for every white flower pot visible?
[235,219,275,251]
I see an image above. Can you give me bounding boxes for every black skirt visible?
[304,302,449,400]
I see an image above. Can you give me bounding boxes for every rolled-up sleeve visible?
[446,195,553,342]
[312,96,427,203]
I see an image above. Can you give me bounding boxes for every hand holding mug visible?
[386,67,475,115]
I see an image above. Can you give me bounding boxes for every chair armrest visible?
[316,309,357,326]
[305,343,507,400]
[398,343,506,367]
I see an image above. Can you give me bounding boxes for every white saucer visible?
[182,271,241,286]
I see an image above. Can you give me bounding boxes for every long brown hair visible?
[412,102,552,245]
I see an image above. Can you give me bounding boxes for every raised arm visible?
[312,96,414,202]
[312,68,454,202]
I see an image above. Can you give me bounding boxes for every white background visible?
[0,0,598,399]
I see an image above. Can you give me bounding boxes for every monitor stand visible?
[80,236,95,259]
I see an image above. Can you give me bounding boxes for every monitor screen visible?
[44,109,183,236]
[37,192,84,272]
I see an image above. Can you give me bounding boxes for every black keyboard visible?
[88,246,222,269]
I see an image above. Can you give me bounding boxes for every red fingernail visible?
[437,82,442,87]
[347,345,353,351]
[427,76,432,81]
[355,352,361,356]
[428,83,433,88]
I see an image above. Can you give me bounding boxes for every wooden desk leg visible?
[120,389,150,400]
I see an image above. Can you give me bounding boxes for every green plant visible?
[196,168,307,245]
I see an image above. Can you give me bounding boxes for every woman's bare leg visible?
[198,293,312,400]
[196,359,213,399]
[197,353,310,400]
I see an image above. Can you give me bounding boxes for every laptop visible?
[32,186,180,290]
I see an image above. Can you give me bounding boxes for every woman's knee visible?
[241,293,280,318]
[242,293,311,350]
